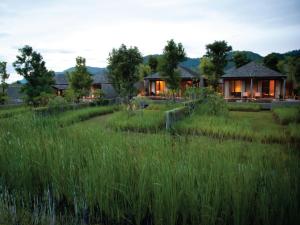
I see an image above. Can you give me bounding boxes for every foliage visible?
[227,102,261,112]
[107,44,143,100]
[272,106,300,125]
[148,55,159,73]
[199,57,215,87]
[64,88,77,103]
[205,40,232,90]
[0,61,10,104]
[159,39,186,94]
[13,45,54,106]
[137,64,151,79]
[233,51,251,68]
[263,53,282,72]
[68,57,93,101]
[48,96,68,112]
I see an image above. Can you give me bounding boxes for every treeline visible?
[0,40,299,106]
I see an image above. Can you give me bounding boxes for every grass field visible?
[0,104,299,225]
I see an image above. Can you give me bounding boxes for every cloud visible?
[0,32,10,38]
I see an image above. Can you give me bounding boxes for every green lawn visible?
[0,105,299,225]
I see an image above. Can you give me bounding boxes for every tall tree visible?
[0,61,10,104]
[148,55,159,73]
[107,44,143,101]
[205,40,232,90]
[68,57,93,101]
[263,53,282,72]
[233,51,251,68]
[160,39,186,96]
[199,57,214,87]
[138,64,151,79]
[13,45,54,106]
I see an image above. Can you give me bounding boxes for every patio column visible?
[283,79,286,99]
[250,78,253,98]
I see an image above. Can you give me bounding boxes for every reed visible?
[0,108,299,225]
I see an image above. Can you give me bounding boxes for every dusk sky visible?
[1,0,300,83]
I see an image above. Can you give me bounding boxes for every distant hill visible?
[63,66,107,75]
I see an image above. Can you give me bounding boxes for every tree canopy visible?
[68,56,93,101]
[160,39,186,91]
[13,45,54,106]
[107,44,143,100]
[0,61,10,104]
[205,40,232,90]
[263,53,282,72]
[148,55,159,73]
[233,51,251,68]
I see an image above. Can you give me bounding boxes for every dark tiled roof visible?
[53,84,68,90]
[222,62,286,78]
[144,65,200,80]
[54,72,68,84]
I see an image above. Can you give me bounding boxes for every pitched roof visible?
[144,65,200,80]
[222,62,286,78]
[54,73,110,86]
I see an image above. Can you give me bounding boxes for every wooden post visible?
[283,79,286,99]
[250,78,253,98]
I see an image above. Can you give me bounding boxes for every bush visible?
[195,88,228,116]
[48,96,68,112]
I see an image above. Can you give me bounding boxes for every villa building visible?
[222,62,287,99]
[144,66,203,97]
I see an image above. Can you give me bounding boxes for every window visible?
[155,81,166,94]
[230,80,242,93]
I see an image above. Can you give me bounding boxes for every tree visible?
[199,57,215,87]
[159,39,186,98]
[138,64,151,79]
[148,55,159,73]
[0,61,10,104]
[205,40,232,90]
[233,51,251,68]
[68,57,93,101]
[13,45,54,106]
[263,53,282,71]
[107,44,143,101]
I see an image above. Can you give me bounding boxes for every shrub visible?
[195,89,228,116]
[48,96,68,112]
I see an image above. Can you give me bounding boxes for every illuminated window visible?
[156,81,166,94]
[269,80,275,96]
[231,80,242,92]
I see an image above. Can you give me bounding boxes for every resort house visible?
[222,62,287,99]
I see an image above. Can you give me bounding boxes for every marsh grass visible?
[227,102,261,112]
[272,106,300,125]
[175,111,298,144]
[0,112,299,225]
[0,106,28,119]
[106,109,165,132]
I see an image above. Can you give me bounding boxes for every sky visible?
[0,0,300,83]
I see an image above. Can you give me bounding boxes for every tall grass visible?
[0,112,299,224]
[0,106,28,119]
[272,106,300,125]
[55,105,119,126]
[227,102,261,112]
[175,111,298,144]
[106,109,165,132]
